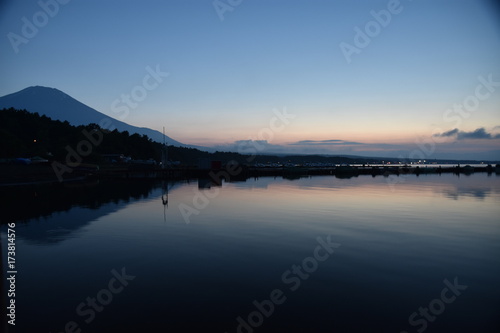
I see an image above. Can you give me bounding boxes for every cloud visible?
[434,127,500,140]
[213,139,405,157]
[458,128,494,139]
[210,132,500,160]
[213,140,288,155]
[436,128,460,137]
[290,139,362,146]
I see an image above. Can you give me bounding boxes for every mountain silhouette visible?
[0,86,206,150]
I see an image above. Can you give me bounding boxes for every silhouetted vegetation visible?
[3,108,492,168]
[0,108,279,165]
[0,108,158,162]
[0,108,369,166]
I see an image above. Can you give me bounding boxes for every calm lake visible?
[1,173,500,332]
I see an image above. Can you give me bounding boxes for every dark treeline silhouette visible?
[0,108,261,165]
[0,107,156,161]
[0,107,370,166]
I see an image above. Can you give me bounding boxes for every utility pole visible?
[162,126,168,169]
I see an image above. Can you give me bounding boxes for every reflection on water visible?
[0,180,166,244]
[1,179,159,222]
[1,173,499,332]
[436,175,500,200]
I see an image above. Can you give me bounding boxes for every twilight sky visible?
[1,0,499,159]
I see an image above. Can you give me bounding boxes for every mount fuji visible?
[0,86,206,150]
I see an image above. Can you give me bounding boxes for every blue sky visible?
[1,0,499,159]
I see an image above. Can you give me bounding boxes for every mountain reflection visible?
[2,174,497,245]
[1,180,162,223]
[3,175,497,222]
[0,180,165,244]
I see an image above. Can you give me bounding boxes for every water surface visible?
[1,173,499,332]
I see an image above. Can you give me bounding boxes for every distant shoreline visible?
[1,163,498,186]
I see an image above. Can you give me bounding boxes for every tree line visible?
[1,107,370,166]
